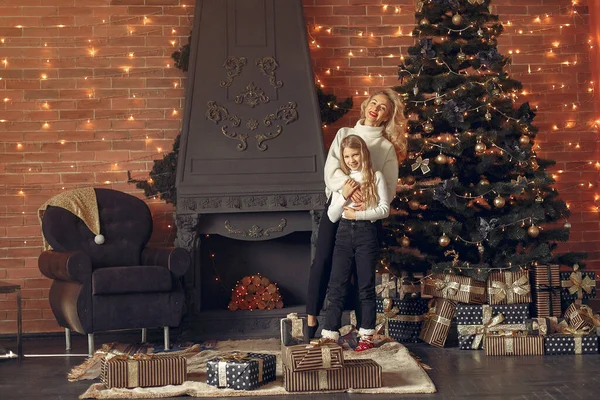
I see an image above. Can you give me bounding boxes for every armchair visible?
[38,188,190,356]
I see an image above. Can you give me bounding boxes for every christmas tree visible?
[382,0,585,280]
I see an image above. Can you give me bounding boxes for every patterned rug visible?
[78,338,436,398]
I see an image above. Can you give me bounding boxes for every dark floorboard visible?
[1,330,599,400]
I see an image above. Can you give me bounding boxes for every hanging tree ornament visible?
[479,177,490,186]
[530,158,539,171]
[475,139,487,154]
[457,50,467,62]
[493,196,506,208]
[452,13,463,25]
[439,234,451,247]
[423,121,434,133]
[404,175,416,186]
[411,155,431,174]
[416,1,424,13]
[435,153,448,164]
[564,221,572,229]
[399,236,411,248]
[408,199,420,210]
[477,244,485,254]
[528,225,540,238]
[477,28,484,37]
[420,18,430,26]
[413,85,419,96]
[519,135,530,145]
[485,111,492,121]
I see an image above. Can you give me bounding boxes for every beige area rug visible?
[79,338,436,398]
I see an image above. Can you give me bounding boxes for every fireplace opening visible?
[199,231,312,311]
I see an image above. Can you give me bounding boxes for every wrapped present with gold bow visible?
[456,303,529,325]
[376,297,428,314]
[484,332,544,356]
[419,298,457,347]
[456,304,527,350]
[487,271,532,305]
[282,340,344,372]
[560,264,596,310]
[422,274,486,304]
[563,303,595,331]
[397,271,423,300]
[375,272,399,298]
[100,353,187,389]
[206,352,276,390]
[281,313,310,346]
[363,298,428,343]
[530,264,562,317]
[283,359,381,392]
[525,317,563,336]
[543,320,598,355]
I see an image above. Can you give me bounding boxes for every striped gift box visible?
[530,264,561,317]
[419,298,456,348]
[422,274,486,304]
[283,359,381,392]
[100,355,187,388]
[484,334,544,356]
[282,342,344,372]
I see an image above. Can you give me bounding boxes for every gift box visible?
[375,272,398,298]
[422,274,486,304]
[101,354,187,389]
[397,271,423,300]
[456,303,529,325]
[563,303,595,331]
[419,298,456,347]
[281,313,310,346]
[456,304,527,350]
[283,359,381,392]
[544,334,599,355]
[530,264,561,317]
[282,342,344,372]
[484,334,544,356]
[206,352,276,390]
[375,297,428,315]
[560,265,596,309]
[386,317,423,343]
[525,317,563,335]
[487,271,531,305]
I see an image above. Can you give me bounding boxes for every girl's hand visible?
[343,206,357,219]
[350,189,363,203]
[342,179,359,200]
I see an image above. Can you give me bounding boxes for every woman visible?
[306,89,407,338]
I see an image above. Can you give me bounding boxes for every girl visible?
[320,135,390,351]
[306,89,407,338]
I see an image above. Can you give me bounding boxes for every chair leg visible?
[65,328,71,351]
[141,328,147,343]
[87,333,95,357]
[164,327,170,350]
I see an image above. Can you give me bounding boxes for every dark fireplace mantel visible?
[174,0,327,339]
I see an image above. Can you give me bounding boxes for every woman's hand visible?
[342,179,359,200]
[343,206,357,220]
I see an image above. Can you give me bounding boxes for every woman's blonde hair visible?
[360,88,408,160]
[340,135,378,209]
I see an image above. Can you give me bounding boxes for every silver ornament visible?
[564,222,571,229]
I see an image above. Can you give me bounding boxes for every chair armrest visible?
[141,246,190,277]
[38,251,92,284]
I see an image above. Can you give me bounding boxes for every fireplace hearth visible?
[174,0,326,340]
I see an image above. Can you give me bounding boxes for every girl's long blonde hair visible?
[360,88,408,160]
[340,135,378,209]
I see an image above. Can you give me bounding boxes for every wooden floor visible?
[0,331,599,400]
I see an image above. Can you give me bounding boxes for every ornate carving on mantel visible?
[224,218,287,238]
[174,213,200,251]
[235,82,270,108]
[205,101,247,151]
[179,194,326,213]
[255,57,283,89]
[220,56,247,88]
[246,118,259,131]
[257,102,299,151]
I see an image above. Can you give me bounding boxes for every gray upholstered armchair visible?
[38,188,190,356]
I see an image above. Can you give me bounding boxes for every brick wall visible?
[0,0,597,334]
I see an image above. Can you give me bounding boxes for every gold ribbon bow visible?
[411,156,431,174]
[457,305,505,349]
[286,313,304,339]
[468,0,485,5]
[489,273,531,303]
[433,275,461,299]
[561,265,595,300]
[376,274,397,298]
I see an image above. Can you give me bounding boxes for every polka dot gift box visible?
[206,352,276,390]
[544,334,599,355]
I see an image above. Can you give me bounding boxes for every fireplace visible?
[174,0,326,339]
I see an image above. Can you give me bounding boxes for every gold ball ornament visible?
[564,222,572,229]
[400,236,410,247]
[408,199,420,210]
[457,51,467,62]
[452,13,462,25]
[491,89,500,97]
[528,225,540,238]
[435,153,448,164]
[485,112,492,121]
[477,245,485,254]
[519,135,530,145]
[423,121,434,133]
[475,142,487,153]
[404,175,416,186]
[420,18,430,26]
[479,178,490,186]
[439,234,451,247]
[493,196,506,208]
